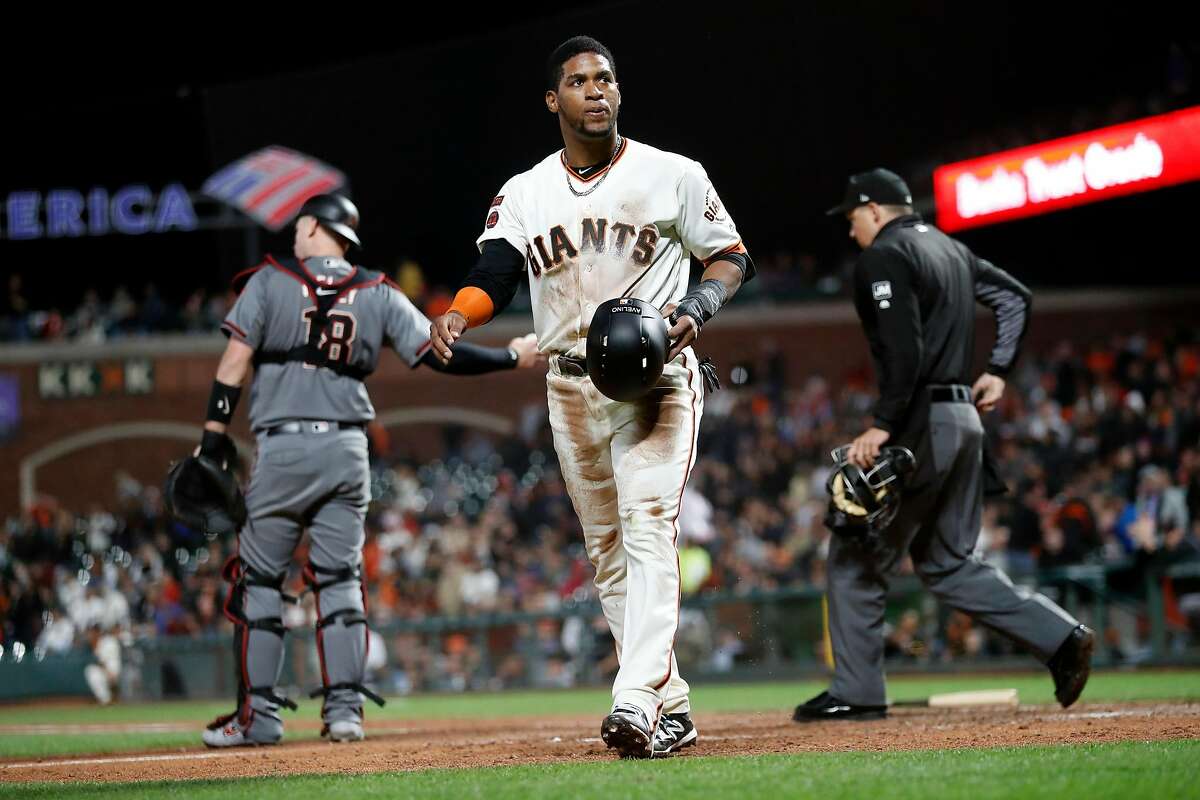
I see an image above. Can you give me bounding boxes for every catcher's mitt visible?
[164,434,246,537]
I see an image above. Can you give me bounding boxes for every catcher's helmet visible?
[297,193,362,248]
[825,444,916,535]
[586,297,669,401]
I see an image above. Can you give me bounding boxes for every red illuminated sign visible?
[934,106,1200,232]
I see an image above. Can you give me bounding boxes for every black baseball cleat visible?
[1047,624,1095,708]
[601,704,654,759]
[652,712,698,757]
[793,691,888,723]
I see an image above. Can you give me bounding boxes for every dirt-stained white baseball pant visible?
[548,349,703,724]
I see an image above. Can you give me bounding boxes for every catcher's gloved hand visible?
[198,429,238,468]
[165,433,246,537]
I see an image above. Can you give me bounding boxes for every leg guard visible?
[216,557,298,743]
[305,562,385,727]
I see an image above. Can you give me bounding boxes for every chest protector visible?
[233,255,385,381]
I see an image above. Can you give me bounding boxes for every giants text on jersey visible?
[477,138,745,356]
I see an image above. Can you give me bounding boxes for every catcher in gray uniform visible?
[196,193,543,747]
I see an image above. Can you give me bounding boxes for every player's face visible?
[547,52,620,139]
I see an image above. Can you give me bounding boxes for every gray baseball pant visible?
[827,401,1079,706]
[227,426,371,741]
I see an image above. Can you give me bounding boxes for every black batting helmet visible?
[825,444,916,535]
[586,298,669,401]
[297,193,362,248]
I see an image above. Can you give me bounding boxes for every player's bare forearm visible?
[702,258,745,300]
[205,339,254,433]
[215,338,253,386]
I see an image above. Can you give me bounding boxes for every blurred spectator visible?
[0,274,30,340]
[394,259,427,306]
[943,612,984,661]
[4,324,1200,690]
[884,609,927,661]
[83,624,122,705]
[138,285,169,332]
[1116,465,1191,557]
[708,628,746,673]
[108,287,137,335]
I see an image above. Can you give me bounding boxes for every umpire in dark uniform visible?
[795,168,1095,722]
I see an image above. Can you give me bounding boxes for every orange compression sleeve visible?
[447,287,495,328]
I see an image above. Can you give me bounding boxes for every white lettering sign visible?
[1084,133,1163,191]
[1024,154,1087,203]
[956,167,1026,219]
[954,131,1166,220]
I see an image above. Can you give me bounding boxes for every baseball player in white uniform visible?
[430,36,755,758]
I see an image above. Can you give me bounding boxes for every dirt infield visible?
[4,703,1199,784]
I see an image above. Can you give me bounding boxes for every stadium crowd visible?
[3,326,1200,698]
[0,253,845,345]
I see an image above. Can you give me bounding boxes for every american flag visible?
[202,146,347,231]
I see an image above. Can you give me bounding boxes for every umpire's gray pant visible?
[827,400,1079,706]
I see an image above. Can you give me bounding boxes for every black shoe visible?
[793,691,887,723]
[652,712,698,756]
[601,705,653,759]
[1048,624,1095,708]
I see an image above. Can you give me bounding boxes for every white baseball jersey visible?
[477,137,744,356]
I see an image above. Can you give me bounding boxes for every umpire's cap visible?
[586,298,669,402]
[297,193,362,248]
[826,168,913,216]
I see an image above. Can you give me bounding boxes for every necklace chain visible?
[565,136,623,198]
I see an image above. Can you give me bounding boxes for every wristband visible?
[206,380,241,424]
[670,279,728,331]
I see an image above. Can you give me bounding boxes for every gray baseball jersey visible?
[222,255,433,431]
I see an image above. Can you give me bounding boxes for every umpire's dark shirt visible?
[852,214,1032,435]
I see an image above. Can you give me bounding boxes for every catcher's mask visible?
[825,444,916,535]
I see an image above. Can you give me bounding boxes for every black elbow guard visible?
[719,251,756,282]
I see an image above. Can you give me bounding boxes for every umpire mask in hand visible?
[824,445,916,536]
